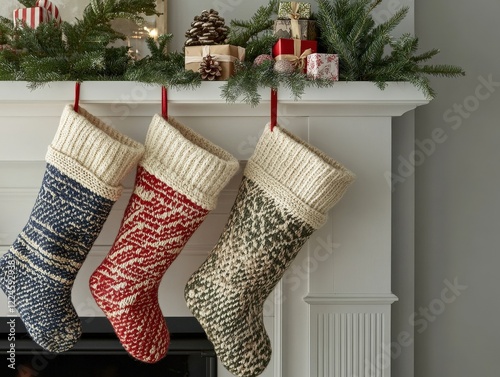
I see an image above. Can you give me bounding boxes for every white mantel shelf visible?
[0,81,429,117]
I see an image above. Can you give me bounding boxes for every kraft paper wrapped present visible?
[185,45,246,81]
[273,38,317,73]
[278,1,312,19]
[274,19,317,40]
[307,53,340,81]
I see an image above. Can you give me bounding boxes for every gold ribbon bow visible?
[288,1,301,20]
[275,39,312,71]
[185,45,244,64]
[288,2,303,39]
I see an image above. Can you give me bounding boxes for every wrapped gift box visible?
[274,19,317,40]
[13,0,61,28]
[36,0,61,24]
[278,2,312,20]
[185,45,245,81]
[13,7,50,28]
[273,38,318,73]
[307,53,339,81]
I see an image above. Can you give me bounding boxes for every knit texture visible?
[185,125,355,377]
[89,115,239,363]
[0,105,144,353]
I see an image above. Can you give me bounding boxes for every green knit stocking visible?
[185,125,355,377]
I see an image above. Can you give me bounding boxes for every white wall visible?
[415,1,500,376]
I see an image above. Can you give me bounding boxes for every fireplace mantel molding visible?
[0,81,428,117]
[0,81,428,377]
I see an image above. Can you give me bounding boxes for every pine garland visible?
[221,60,332,107]
[0,0,465,102]
[125,34,201,89]
[226,0,279,62]
[316,0,465,97]
[0,0,159,86]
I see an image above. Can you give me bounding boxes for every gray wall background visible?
[415,0,500,376]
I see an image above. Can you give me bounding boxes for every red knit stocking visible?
[89,116,238,363]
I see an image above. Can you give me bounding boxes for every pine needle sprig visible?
[18,0,36,8]
[125,34,201,89]
[317,0,465,98]
[226,0,280,62]
[227,0,279,48]
[221,60,334,107]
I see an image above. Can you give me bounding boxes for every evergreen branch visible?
[220,61,334,106]
[317,0,465,97]
[227,0,279,47]
[317,0,359,79]
[412,48,440,63]
[18,0,37,8]
[349,0,379,43]
[416,64,465,77]
[126,35,201,89]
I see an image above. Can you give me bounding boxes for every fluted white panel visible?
[316,312,385,377]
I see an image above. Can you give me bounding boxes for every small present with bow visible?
[276,2,313,41]
[307,53,340,81]
[185,45,246,81]
[273,38,318,73]
[278,2,312,20]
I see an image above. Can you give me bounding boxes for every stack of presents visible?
[184,1,340,81]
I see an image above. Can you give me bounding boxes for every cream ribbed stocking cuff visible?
[46,105,145,200]
[245,124,356,229]
[141,115,240,210]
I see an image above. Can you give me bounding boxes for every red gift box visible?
[273,38,317,73]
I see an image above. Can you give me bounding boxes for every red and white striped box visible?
[306,53,339,81]
[13,7,50,28]
[13,0,61,29]
[36,0,61,24]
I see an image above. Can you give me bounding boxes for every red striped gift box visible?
[13,7,50,28]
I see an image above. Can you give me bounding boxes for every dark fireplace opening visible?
[0,317,216,377]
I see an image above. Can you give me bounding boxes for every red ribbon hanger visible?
[74,82,81,113]
[270,88,278,131]
[162,86,168,120]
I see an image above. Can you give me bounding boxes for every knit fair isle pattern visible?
[0,164,114,352]
[185,125,355,377]
[185,177,314,377]
[90,166,210,363]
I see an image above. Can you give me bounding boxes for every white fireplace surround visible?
[0,81,428,377]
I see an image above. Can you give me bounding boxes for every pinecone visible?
[185,9,229,46]
[199,54,222,81]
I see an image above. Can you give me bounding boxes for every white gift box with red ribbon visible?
[306,53,339,81]
[13,0,61,28]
